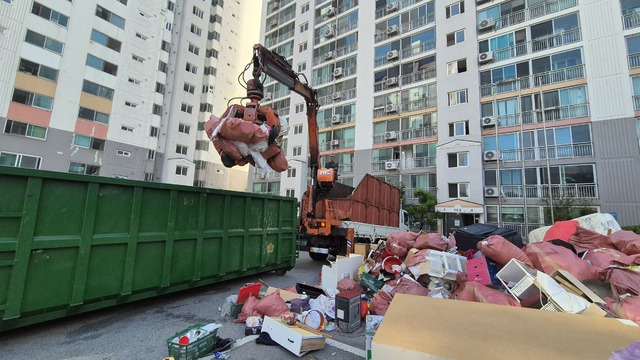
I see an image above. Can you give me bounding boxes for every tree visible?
[542,196,597,222]
[405,189,439,231]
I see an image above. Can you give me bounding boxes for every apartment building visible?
[253,0,640,238]
[0,0,254,191]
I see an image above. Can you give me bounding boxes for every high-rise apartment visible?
[252,0,640,238]
[0,0,256,191]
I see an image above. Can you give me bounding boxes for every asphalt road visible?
[0,252,366,360]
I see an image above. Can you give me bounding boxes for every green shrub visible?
[622,225,640,234]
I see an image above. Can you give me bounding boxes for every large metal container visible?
[0,167,297,330]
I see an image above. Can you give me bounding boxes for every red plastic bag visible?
[602,267,640,297]
[253,290,289,317]
[337,279,365,294]
[406,249,429,268]
[387,232,419,249]
[451,273,520,307]
[390,276,430,297]
[370,290,394,316]
[236,295,260,323]
[611,231,640,255]
[567,226,615,253]
[477,235,533,268]
[415,233,448,251]
[524,242,601,281]
[606,295,640,326]
[543,220,579,242]
[583,248,640,268]
[387,242,408,258]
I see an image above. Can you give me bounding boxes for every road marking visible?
[326,338,367,358]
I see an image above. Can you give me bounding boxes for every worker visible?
[326,154,338,180]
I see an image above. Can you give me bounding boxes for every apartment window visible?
[200,103,213,112]
[12,89,54,111]
[152,104,162,116]
[176,145,188,155]
[73,134,105,150]
[158,60,168,73]
[208,31,220,41]
[447,59,467,75]
[95,5,125,29]
[207,48,219,58]
[286,189,295,197]
[210,14,222,23]
[301,2,309,13]
[204,67,217,76]
[287,167,297,178]
[90,29,121,52]
[294,124,303,134]
[78,107,109,124]
[192,5,204,18]
[121,125,134,132]
[297,62,307,72]
[18,59,58,82]
[161,40,170,52]
[178,123,190,134]
[147,149,155,160]
[295,103,305,113]
[132,54,145,63]
[69,162,100,175]
[186,62,198,74]
[0,152,42,169]
[299,42,307,53]
[181,103,193,114]
[195,160,207,170]
[446,30,465,46]
[176,165,188,176]
[448,89,468,106]
[150,126,159,137]
[299,22,309,33]
[166,22,172,31]
[448,182,470,198]
[32,2,69,27]
[184,83,196,94]
[188,43,200,55]
[4,119,47,140]
[446,1,464,18]
[292,146,302,156]
[144,172,154,181]
[82,80,114,100]
[155,82,165,94]
[195,140,209,151]
[448,152,469,168]
[25,30,64,55]
[167,1,175,11]
[449,120,470,136]
[117,149,131,157]
[86,54,118,75]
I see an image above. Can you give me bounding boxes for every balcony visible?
[339,163,354,174]
[373,96,437,118]
[314,19,359,45]
[313,43,358,66]
[371,157,436,171]
[316,0,359,24]
[319,114,355,128]
[405,187,437,202]
[374,40,435,68]
[252,170,281,180]
[318,88,356,106]
[374,67,436,92]
[498,183,598,199]
[375,0,424,19]
[490,28,582,64]
[314,66,357,86]
[264,29,295,48]
[496,142,593,162]
[374,14,435,43]
[491,104,589,129]
[373,126,437,144]
[320,138,355,151]
[480,64,585,97]
[487,0,578,33]
[623,12,640,30]
[486,223,543,240]
[265,10,295,34]
[628,53,640,69]
[268,0,294,13]
[634,95,640,110]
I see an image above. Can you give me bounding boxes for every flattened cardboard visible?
[265,286,302,302]
[372,294,640,360]
[321,254,363,290]
[403,248,419,266]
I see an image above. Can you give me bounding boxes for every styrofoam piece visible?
[426,250,467,281]
[496,259,538,301]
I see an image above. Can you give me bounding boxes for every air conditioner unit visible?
[385,160,399,170]
[484,186,499,197]
[208,87,215,94]
[384,131,398,140]
[331,139,340,146]
[263,92,272,101]
[258,173,266,179]
[386,25,399,35]
[326,7,336,17]
[324,28,335,38]
[385,77,398,87]
[324,51,335,60]
[478,51,494,65]
[332,92,342,100]
[386,2,399,12]
[478,18,496,32]
[333,67,343,77]
[385,104,398,113]
[270,19,278,28]
[482,117,496,127]
[332,115,342,124]
[483,150,500,161]
[387,50,399,60]
[272,1,280,10]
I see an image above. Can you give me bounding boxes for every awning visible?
[435,199,484,214]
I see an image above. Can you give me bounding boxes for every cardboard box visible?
[265,286,302,302]
[372,294,640,360]
[321,254,363,290]
[335,290,361,333]
[550,269,606,317]
[262,316,325,357]
[365,315,383,360]
[355,243,371,258]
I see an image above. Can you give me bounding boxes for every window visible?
[150,126,159,137]
[73,134,105,150]
[195,160,207,170]
[167,1,175,11]
[178,123,190,134]
[82,80,114,100]
[161,40,170,52]
[18,59,58,82]
[294,124,303,134]
[186,63,197,74]
[24,30,64,54]
[208,31,220,41]
[0,152,42,169]
[299,22,309,33]
[117,149,131,157]
[200,103,213,112]
[121,125,134,132]
[207,48,219,58]
[292,146,302,156]
[152,104,162,116]
[287,167,297,178]
[301,3,309,13]
[175,165,188,176]
[449,120,470,136]
[448,89,468,106]
[129,78,141,85]
[124,101,137,108]
[12,89,54,111]
[295,103,305,113]
[192,5,203,18]
[176,144,188,155]
[204,66,217,76]
[446,1,464,18]
[86,54,118,75]
[448,152,469,167]
[448,182,470,198]
[78,107,109,124]
[210,14,222,23]
[158,60,168,73]
[132,54,144,63]
[95,5,125,29]
[299,41,307,53]
[447,59,467,75]
[181,103,193,114]
[32,3,69,27]
[188,43,200,55]
[155,82,165,94]
[446,30,464,46]
[147,149,156,160]
[285,189,295,197]
[90,29,121,52]
[69,162,100,175]
[184,83,196,94]
[196,140,209,151]
[117,0,128,5]
[4,119,47,140]
[297,62,307,72]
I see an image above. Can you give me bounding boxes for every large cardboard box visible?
[354,243,371,258]
[372,294,640,360]
[262,316,325,357]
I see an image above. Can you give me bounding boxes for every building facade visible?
[252,0,640,237]
[0,0,254,191]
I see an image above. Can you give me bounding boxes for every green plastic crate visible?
[166,323,218,360]
[230,301,244,319]
[359,273,384,293]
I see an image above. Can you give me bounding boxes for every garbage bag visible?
[543,220,579,242]
[451,273,520,307]
[387,232,419,250]
[236,296,260,323]
[602,267,640,297]
[290,296,311,314]
[337,278,365,294]
[406,249,429,268]
[387,242,408,258]
[389,275,430,297]
[477,235,533,268]
[608,342,640,360]
[568,226,616,253]
[414,233,449,251]
[254,290,288,317]
[606,296,640,326]
[611,230,640,255]
[583,248,640,268]
[524,242,601,281]
[370,290,394,316]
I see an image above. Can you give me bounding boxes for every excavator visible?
[205,44,407,261]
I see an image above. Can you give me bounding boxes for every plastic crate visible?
[466,257,499,286]
[230,302,244,319]
[496,259,538,301]
[166,323,218,360]
[426,250,467,280]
